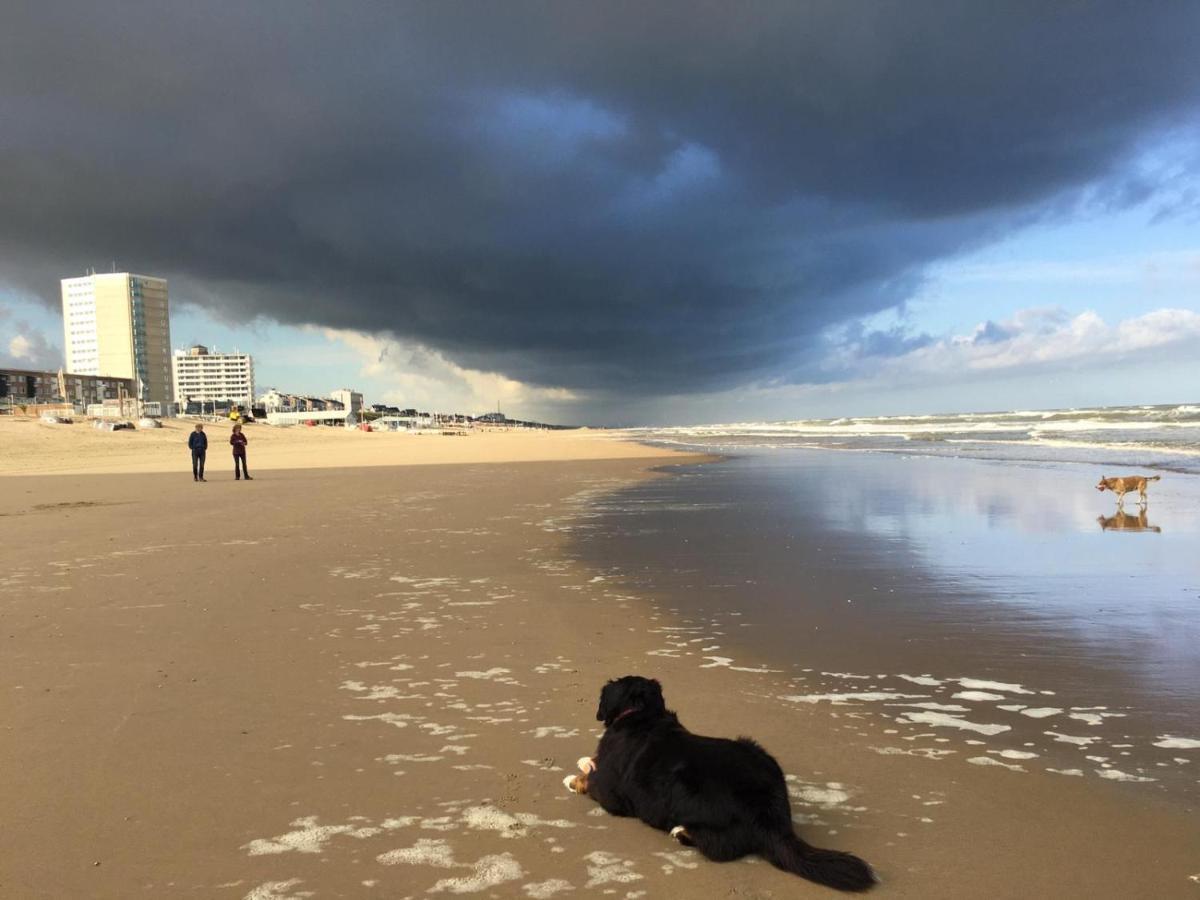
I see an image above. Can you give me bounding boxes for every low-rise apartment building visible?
[0,367,135,411]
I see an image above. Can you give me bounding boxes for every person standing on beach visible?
[230,422,252,481]
[188,423,208,482]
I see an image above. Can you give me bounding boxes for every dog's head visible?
[1096,477,1111,492]
[596,675,666,727]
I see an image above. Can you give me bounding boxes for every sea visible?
[620,402,1200,473]
[566,402,1200,801]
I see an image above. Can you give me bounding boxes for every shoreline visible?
[567,448,1200,807]
[3,449,1198,897]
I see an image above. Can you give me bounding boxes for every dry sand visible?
[0,417,675,477]
[2,429,1198,898]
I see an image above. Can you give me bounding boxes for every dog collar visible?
[612,707,639,724]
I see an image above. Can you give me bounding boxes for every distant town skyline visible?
[2,4,1199,425]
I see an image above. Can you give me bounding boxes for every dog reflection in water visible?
[1097,509,1161,533]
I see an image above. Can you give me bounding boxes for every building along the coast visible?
[329,388,364,422]
[0,367,134,412]
[172,345,255,411]
[61,272,174,411]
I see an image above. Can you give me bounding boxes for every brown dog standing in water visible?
[1096,474,1160,506]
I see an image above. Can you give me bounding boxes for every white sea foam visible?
[967,756,1024,772]
[523,879,574,898]
[1152,735,1200,749]
[700,656,780,673]
[871,746,957,759]
[584,852,643,888]
[462,806,575,837]
[1045,731,1099,746]
[952,691,1006,702]
[897,675,944,687]
[377,838,524,893]
[785,776,851,807]
[378,838,457,867]
[1095,769,1157,783]
[956,678,1034,695]
[781,691,926,705]
[898,711,1010,735]
[243,879,314,900]
[242,816,402,856]
[1018,707,1062,719]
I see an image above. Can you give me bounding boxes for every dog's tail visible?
[762,831,876,892]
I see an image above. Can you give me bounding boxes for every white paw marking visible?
[577,756,596,774]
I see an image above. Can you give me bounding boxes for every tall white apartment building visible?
[172,345,255,407]
[61,272,173,407]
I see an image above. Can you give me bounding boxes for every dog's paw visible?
[562,773,587,794]
[577,756,596,774]
[669,825,694,846]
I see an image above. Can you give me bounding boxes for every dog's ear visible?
[596,679,619,723]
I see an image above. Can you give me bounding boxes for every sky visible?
[2,2,1199,425]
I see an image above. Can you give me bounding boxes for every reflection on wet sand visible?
[1097,508,1161,533]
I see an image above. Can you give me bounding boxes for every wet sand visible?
[3,456,1199,898]
[573,451,1200,807]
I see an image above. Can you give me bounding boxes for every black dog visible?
[564,676,875,892]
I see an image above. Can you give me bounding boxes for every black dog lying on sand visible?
[564,675,876,893]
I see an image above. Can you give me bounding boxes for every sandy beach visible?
[3,426,1199,899]
[0,417,676,477]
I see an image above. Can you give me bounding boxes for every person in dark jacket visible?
[188,423,208,482]
[230,422,252,481]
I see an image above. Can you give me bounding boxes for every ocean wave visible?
[622,402,1200,472]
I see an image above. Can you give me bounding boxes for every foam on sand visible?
[1045,731,1099,747]
[781,691,926,705]
[956,678,1034,695]
[243,880,314,900]
[785,775,852,807]
[377,838,525,894]
[1095,769,1157,783]
[1152,735,1200,749]
[967,756,1024,772]
[584,851,643,888]
[523,879,575,898]
[898,711,1011,736]
[243,815,408,855]
[461,805,576,837]
[1018,707,1062,719]
[896,674,944,686]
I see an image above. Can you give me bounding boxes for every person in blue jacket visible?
[188,423,208,482]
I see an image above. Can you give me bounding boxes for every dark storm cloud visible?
[2,1,1198,395]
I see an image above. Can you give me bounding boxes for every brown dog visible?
[1096,474,1160,506]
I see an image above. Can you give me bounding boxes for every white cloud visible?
[315,328,579,419]
[0,306,61,369]
[895,307,1200,376]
